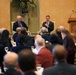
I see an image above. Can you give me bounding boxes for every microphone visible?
[70,10,76,18]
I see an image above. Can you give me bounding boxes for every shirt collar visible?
[36,46,44,54]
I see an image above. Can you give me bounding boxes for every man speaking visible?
[13,15,28,31]
[42,15,54,33]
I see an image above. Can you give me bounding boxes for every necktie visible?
[18,22,22,27]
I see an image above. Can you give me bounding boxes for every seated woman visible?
[61,30,75,64]
[0,29,12,51]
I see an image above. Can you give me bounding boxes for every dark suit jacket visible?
[13,21,28,31]
[10,44,31,54]
[43,62,76,75]
[41,33,50,41]
[24,72,36,75]
[36,47,53,69]
[15,35,34,48]
[42,21,54,33]
[1,68,21,75]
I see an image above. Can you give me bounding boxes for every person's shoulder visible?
[49,21,54,24]
[40,47,52,54]
[14,21,18,24]
[69,64,76,70]
[43,66,57,75]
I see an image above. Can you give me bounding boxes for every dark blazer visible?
[10,44,31,54]
[41,33,50,41]
[63,36,75,64]
[13,21,28,31]
[43,62,76,75]
[36,47,53,69]
[15,35,34,47]
[13,33,18,42]
[1,68,21,75]
[24,72,36,75]
[42,21,54,33]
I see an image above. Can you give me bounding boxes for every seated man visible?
[13,15,28,31]
[35,37,53,69]
[18,49,36,75]
[1,52,21,75]
[43,45,76,75]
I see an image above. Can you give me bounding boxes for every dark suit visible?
[13,21,28,31]
[42,21,54,33]
[63,36,75,64]
[10,44,31,54]
[24,72,36,75]
[43,62,76,75]
[41,33,50,41]
[36,47,53,69]
[1,68,21,75]
[15,35,34,48]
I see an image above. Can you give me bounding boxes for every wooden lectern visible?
[68,18,76,34]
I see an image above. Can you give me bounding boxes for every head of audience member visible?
[3,52,18,69]
[35,35,42,40]
[16,27,21,35]
[18,50,36,73]
[46,15,50,22]
[21,27,28,35]
[17,15,22,22]
[48,34,58,44]
[35,37,45,49]
[61,30,70,39]
[52,45,67,62]
[1,29,9,41]
[58,26,65,31]
[18,34,25,44]
[39,27,48,35]
[56,28,61,36]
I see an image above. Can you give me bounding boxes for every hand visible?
[45,24,48,28]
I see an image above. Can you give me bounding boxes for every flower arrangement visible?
[11,0,36,14]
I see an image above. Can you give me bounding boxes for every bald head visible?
[4,52,18,68]
[58,26,65,31]
[52,45,67,62]
[35,37,45,47]
[35,35,42,39]
[17,15,22,22]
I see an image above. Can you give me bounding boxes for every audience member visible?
[39,27,50,41]
[61,30,75,64]
[1,52,21,75]
[35,37,53,69]
[0,44,6,73]
[0,30,12,51]
[55,28,63,44]
[13,15,28,31]
[13,27,21,42]
[15,28,34,47]
[10,34,30,53]
[43,45,76,75]
[48,34,59,52]
[18,50,36,75]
